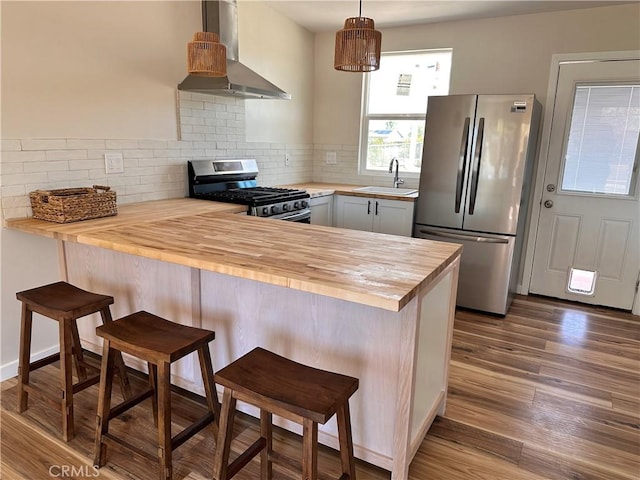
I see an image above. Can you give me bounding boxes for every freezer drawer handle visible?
[468,117,485,215]
[419,229,509,244]
[455,117,471,213]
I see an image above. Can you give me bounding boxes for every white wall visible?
[0,0,314,378]
[312,3,640,185]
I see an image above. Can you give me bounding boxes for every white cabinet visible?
[334,195,415,236]
[309,195,333,226]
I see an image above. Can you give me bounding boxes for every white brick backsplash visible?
[24,161,69,173]
[214,111,235,120]
[0,162,24,174]
[205,134,228,142]
[1,185,26,197]
[167,140,193,149]
[106,139,139,149]
[1,195,31,208]
[181,133,205,141]
[3,206,29,220]
[69,159,103,171]
[180,100,205,110]
[2,93,316,220]
[216,141,237,150]
[140,174,169,184]
[21,139,67,150]
[2,172,49,186]
[1,140,22,151]
[189,109,211,119]
[192,125,214,134]
[122,149,154,159]
[124,183,156,195]
[121,166,151,176]
[227,104,245,113]
[67,139,106,149]
[138,139,168,149]
[124,158,140,168]
[2,151,46,162]
[182,116,206,126]
[45,150,87,161]
[48,170,89,182]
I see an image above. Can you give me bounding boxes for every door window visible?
[560,84,640,196]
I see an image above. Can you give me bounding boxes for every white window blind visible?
[561,84,640,196]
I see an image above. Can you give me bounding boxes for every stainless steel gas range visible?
[187,159,311,223]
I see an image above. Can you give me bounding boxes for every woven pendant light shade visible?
[334,16,381,72]
[187,32,227,77]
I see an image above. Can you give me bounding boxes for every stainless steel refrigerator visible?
[413,94,541,315]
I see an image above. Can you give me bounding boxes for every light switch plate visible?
[104,153,124,174]
[326,151,337,165]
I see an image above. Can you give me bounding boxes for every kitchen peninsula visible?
[5,198,461,480]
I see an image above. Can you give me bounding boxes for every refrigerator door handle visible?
[455,117,471,213]
[418,229,509,244]
[468,117,485,215]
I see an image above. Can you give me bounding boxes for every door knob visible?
[544,200,553,208]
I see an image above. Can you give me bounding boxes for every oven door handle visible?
[271,209,311,222]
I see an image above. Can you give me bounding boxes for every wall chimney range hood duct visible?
[178,0,291,100]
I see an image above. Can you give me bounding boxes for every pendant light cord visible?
[359,0,362,18]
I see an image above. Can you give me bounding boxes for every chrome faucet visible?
[388,158,405,188]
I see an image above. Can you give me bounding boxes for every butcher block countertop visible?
[5,198,460,312]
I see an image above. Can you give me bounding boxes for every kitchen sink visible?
[353,186,418,196]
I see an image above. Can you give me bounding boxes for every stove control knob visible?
[301,200,309,208]
[262,207,269,215]
[283,203,289,211]
[270,205,279,214]
[293,201,300,209]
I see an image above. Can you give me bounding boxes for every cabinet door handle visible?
[367,200,371,215]
[375,201,379,215]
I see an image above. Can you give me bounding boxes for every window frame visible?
[358,48,452,177]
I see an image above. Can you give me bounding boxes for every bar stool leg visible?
[337,402,356,479]
[197,344,220,429]
[94,340,115,468]
[260,411,273,480]
[148,362,158,428]
[302,418,318,480]
[100,307,132,399]
[157,361,172,480]
[70,319,88,381]
[60,318,75,441]
[213,388,237,480]
[17,304,33,413]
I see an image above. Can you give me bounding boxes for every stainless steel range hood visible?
[178,0,290,100]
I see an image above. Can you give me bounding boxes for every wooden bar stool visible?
[16,281,132,441]
[93,310,220,480]
[213,347,359,480]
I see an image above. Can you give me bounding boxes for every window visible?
[360,49,452,174]
[561,84,640,196]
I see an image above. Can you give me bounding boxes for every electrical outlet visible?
[284,153,290,167]
[326,151,337,165]
[104,153,124,174]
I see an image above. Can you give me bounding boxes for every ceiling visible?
[262,1,630,33]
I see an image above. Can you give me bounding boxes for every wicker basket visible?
[29,185,117,223]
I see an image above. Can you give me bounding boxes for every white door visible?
[530,59,640,309]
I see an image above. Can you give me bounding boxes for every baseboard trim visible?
[1,345,59,382]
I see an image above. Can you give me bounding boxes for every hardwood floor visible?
[1,295,638,479]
